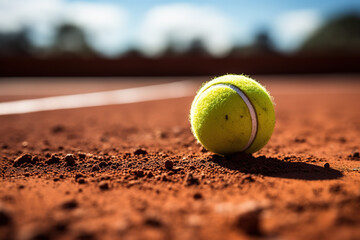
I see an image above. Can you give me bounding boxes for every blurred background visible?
[0,0,360,76]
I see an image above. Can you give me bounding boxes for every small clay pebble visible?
[294,138,306,143]
[53,222,68,233]
[350,152,360,159]
[161,174,168,182]
[32,156,39,163]
[134,148,147,155]
[13,154,33,167]
[324,163,330,168]
[144,217,162,228]
[184,173,200,186]
[77,178,86,184]
[193,193,203,200]
[21,141,29,148]
[45,154,61,164]
[329,184,342,193]
[99,181,109,191]
[100,136,108,142]
[75,173,85,180]
[52,125,65,133]
[200,147,208,153]
[61,199,78,210]
[64,154,76,166]
[164,160,174,170]
[234,201,263,236]
[147,172,154,178]
[99,161,107,168]
[91,165,100,172]
[133,170,144,178]
[339,137,347,143]
[0,206,12,226]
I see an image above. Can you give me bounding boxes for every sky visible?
[0,0,359,57]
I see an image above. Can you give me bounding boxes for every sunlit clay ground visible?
[0,75,360,240]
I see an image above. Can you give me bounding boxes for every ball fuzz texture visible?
[190,74,275,155]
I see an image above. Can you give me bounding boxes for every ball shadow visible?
[209,154,343,180]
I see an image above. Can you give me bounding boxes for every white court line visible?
[0,81,196,116]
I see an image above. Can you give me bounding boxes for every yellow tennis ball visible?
[190,74,275,155]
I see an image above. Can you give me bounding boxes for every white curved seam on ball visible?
[200,84,258,152]
[223,84,258,151]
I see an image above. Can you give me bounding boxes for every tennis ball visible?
[190,74,275,155]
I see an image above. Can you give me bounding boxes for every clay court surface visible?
[0,75,360,240]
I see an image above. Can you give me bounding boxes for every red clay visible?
[0,75,360,240]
